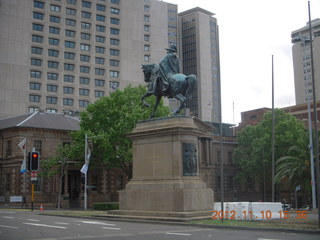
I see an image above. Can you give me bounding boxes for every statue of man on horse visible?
[141,44,197,118]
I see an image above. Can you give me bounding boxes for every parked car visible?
[282,204,293,210]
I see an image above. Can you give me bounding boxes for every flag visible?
[18,138,27,174]
[86,143,91,163]
[80,163,88,174]
[18,138,26,152]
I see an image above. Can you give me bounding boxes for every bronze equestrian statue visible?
[141,45,197,118]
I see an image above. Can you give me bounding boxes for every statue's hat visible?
[165,44,177,52]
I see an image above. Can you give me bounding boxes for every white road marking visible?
[257,239,280,240]
[77,220,116,226]
[23,222,67,229]
[0,224,19,229]
[101,226,121,230]
[2,216,14,219]
[27,218,39,222]
[54,222,70,225]
[166,232,192,236]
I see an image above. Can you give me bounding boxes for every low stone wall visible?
[213,202,282,220]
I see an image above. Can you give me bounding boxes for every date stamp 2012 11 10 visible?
[212,210,308,220]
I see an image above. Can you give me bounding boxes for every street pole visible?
[271,55,275,202]
[308,1,320,227]
[84,133,88,210]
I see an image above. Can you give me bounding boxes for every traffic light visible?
[30,151,39,171]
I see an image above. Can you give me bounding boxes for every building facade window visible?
[109,70,119,78]
[95,90,104,97]
[29,94,41,102]
[50,15,60,23]
[81,22,91,29]
[49,38,59,46]
[32,35,43,43]
[79,100,89,107]
[46,96,58,104]
[31,47,43,54]
[65,41,76,48]
[80,77,90,84]
[111,8,120,14]
[48,61,59,69]
[34,1,45,9]
[110,49,119,56]
[32,23,43,31]
[31,58,42,66]
[66,8,76,15]
[96,35,105,43]
[109,81,119,90]
[30,82,41,90]
[6,140,12,157]
[50,4,60,12]
[81,33,91,40]
[64,63,75,71]
[47,84,58,92]
[95,68,104,75]
[95,46,105,54]
[80,54,90,62]
[47,72,58,80]
[48,49,59,57]
[80,66,90,73]
[30,70,41,78]
[64,52,75,59]
[33,12,44,20]
[96,4,106,11]
[110,18,120,25]
[82,1,91,8]
[110,28,119,35]
[64,75,74,82]
[63,87,74,94]
[66,19,76,26]
[65,29,76,37]
[95,57,105,64]
[79,88,89,96]
[96,25,105,32]
[81,11,91,18]
[95,79,105,86]
[109,59,119,67]
[49,26,60,34]
[80,44,90,51]
[63,98,74,106]
[110,38,119,46]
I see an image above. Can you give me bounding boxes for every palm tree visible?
[274,132,311,198]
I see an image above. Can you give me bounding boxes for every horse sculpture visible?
[141,63,197,118]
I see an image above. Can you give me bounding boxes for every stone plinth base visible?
[119,178,213,212]
[118,116,213,218]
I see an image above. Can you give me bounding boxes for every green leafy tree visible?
[235,109,306,188]
[71,85,170,178]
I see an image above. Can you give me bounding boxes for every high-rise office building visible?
[0,0,178,119]
[0,1,221,123]
[291,18,320,105]
[179,8,220,122]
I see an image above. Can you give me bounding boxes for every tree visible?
[71,85,170,178]
[234,109,306,191]
[40,144,73,209]
[274,132,312,200]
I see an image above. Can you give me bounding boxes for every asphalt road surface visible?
[0,209,319,240]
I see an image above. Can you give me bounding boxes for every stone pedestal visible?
[116,116,213,220]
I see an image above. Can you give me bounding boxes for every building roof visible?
[0,112,80,131]
[179,7,215,16]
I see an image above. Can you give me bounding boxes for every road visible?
[0,209,319,240]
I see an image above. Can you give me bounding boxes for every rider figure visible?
[154,44,180,94]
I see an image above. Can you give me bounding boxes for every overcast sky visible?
[165,0,320,124]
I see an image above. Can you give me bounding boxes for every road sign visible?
[31,171,38,181]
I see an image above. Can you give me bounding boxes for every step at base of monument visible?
[106,210,212,222]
